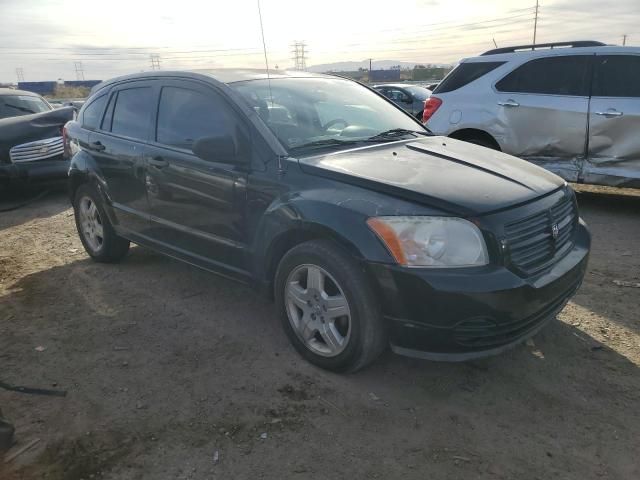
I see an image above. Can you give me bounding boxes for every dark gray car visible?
[373,84,431,119]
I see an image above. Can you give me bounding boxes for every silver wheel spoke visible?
[299,315,318,341]
[306,266,324,292]
[94,222,104,240]
[287,283,308,309]
[88,202,97,220]
[325,294,349,319]
[320,322,343,351]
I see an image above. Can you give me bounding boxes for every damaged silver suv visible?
[424,41,640,189]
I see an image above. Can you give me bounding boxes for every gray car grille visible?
[9,136,64,163]
[505,194,577,275]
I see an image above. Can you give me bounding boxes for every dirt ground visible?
[1,184,639,480]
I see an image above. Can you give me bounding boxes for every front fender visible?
[250,193,399,287]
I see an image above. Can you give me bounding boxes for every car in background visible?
[373,83,431,119]
[0,88,74,190]
[64,69,589,372]
[424,41,640,189]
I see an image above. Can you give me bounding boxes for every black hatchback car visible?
[65,70,590,372]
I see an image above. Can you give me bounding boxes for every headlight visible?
[367,216,489,267]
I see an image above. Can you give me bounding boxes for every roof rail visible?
[481,41,606,56]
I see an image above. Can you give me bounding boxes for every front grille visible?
[454,278,580,348]
[504,193,577,275]
[9,136,64,163]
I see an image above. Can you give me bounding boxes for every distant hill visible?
[308,60,445,73]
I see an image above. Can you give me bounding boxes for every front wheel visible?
[275,240,387,372]
[73,183,130,263]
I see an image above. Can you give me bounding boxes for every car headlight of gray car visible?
[367,216,489,267]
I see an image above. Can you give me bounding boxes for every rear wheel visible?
[275,240,386,372]
[73,184,130,263]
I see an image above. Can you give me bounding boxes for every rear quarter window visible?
[433,62,505,94]
[81,94,107,130]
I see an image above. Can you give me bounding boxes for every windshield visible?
[230,77,426,154]
[0,94,51,119]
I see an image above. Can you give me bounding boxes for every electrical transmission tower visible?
[16,68,24,82]
[291,41,307,71]
[150,54,161,70]
[74,61,85,80]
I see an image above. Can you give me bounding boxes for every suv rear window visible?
[110,87,153,140]
[593,55,640,98]
[496,55,590,96]
[434,62,505,94]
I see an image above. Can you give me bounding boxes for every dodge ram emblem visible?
[551,223,559,240]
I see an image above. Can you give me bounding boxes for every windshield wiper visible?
[366,128,430,141]
[289,138,362,153]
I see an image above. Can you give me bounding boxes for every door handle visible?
[595,110,623,117]
[148,156,169,168]
[498,100,520,107]
[88,141,105,152]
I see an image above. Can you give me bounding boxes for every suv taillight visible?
[422,96,442,123]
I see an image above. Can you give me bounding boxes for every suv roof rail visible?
[481,40,607,56]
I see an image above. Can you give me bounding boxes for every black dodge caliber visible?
[65,70,590,372]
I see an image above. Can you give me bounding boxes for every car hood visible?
[0,107,74,163]
[297,137,564,216]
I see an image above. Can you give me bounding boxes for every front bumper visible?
[0,156,69,188]
[368,220,590,361]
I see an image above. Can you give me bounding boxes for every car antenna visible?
[256,0,282,172]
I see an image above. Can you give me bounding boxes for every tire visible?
[73,183,130,263]
[275,239,387,372]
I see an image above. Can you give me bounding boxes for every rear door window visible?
[155,86,234,152]
[496,56,590,96]
[592,55,640,98]
[434,62,505,93]
[110,87,153,140]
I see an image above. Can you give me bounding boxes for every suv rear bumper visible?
[367,220,590,361]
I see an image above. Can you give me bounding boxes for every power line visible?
[15,67,24,82]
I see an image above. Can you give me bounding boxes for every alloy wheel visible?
[78,196,104,252]
[285,264,351,357]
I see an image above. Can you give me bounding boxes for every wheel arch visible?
[253,200,392,299]
[449,128,501,150]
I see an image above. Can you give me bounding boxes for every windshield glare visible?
[231,78,424,153]
[0,94,51,119]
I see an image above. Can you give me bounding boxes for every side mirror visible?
[192,135,240,164]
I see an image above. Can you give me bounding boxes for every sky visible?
[0,0,638,82]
